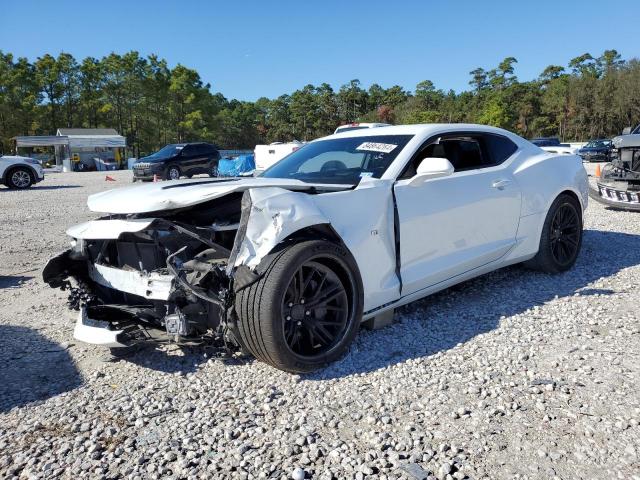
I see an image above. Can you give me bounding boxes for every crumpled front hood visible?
[87,177,351,214]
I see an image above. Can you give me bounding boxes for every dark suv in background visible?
[133,143,220,181]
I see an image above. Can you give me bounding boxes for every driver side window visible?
[180,145,195,157]
[400,132,517,178]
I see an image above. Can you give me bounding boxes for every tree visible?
[469,68,488,92]
[539,65,565,83]
[2,48,640,156]
[57,53,80,127]
[488,57,518,90]
[35,54,64,131]
[290,84,318,140]
[337,79,367,122]
[569,53,598,77]
[79,57,104,128]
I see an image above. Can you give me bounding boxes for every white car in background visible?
[44,124,587,373]
[541,145,580,156]
[254,141,304,173]
[0,154,45,188]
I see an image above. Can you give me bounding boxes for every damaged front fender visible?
[231,187,332,269]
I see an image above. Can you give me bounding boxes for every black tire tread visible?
[237,247,289,368]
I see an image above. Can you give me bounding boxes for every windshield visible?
[335,126,369,133]
[585,140,609,148]
[146,144,184,161]
[261,135,413,184]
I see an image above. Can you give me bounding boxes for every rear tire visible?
[525,193,583,273]
[235,240,363,373]
[7,167,34,189]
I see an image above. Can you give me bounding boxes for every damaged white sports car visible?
[44,124,588,372]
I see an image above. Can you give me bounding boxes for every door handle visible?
[492,179,511,190]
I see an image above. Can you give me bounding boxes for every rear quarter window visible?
[484,134,518,164]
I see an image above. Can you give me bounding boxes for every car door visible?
[393,132,522,296]
[191,144,211,174]
[179,145,201,174]
[174,145,193,174]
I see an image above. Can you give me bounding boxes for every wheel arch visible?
[235,223,363,294]
[230,187,364,304]
[506,187,585,264]
[277,224,363,299]
[5,164,36,181]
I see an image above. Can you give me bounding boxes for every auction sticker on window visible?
[356,142,398,154]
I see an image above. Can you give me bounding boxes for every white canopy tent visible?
[14,129,126,169]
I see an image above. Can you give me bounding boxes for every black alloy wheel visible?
[549,203,581,267]
[234,239,363,373]
[282,261,349,357]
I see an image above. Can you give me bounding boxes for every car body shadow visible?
[0,325,82,413]
[308,229,640,380]
[0,275,33,289]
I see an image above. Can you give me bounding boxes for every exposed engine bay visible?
[43,192,249,349]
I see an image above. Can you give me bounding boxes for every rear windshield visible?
[261,135,413,185]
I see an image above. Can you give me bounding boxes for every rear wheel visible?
[7,167,34,189]
[525,193,583,273]
[235,240,362,373]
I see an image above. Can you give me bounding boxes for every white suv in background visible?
[0,155,45,189]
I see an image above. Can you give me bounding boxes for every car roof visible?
[323,123,522,141]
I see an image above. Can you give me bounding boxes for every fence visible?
[219,149,253,159]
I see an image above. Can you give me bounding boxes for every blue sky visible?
[2,0,638,101]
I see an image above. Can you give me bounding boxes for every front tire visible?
[7,167,34,189]
[165,166,181,181]
[235,240,363,373]
[209,162,219,177]
[525,193,583,273]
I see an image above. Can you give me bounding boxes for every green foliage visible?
[1,50,639,154]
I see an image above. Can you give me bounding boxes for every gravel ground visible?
[0,169,639,480]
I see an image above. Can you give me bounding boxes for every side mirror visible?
[408,157,454,186]
[622,126,632,135]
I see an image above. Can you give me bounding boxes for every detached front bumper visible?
[74,307,126,348]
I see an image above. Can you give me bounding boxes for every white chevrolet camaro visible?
[44,124,588,372]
